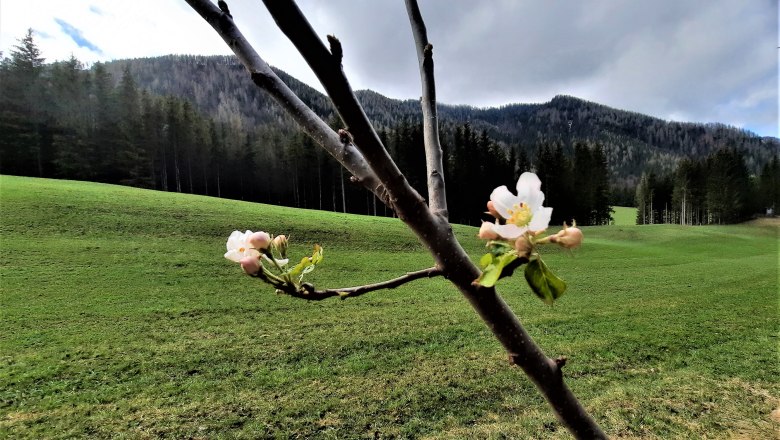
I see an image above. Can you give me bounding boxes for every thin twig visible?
[276,267,443,301]
[404,0,448,219]
[261,0,427,218]
[182,0,383,198]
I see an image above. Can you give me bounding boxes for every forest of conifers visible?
[1,31,777,225]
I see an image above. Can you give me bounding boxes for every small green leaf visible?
[479,253,493,268]
[287,256,312,279]
[524,258,567,305]
[310,244,323,264]
[477,263,500,288]
[288,244,324,281]
[476,252,518,288]
[487,240,513,256]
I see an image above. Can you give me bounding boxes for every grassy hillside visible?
[1,176,778,439]
[611,206,637,226]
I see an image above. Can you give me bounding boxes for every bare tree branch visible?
[261,0,426,217]
[182,0,384,197]
[404,0,448,219]
[185,1,606,437]
[274,267,443,301]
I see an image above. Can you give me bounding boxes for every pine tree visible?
[0,29,47,176]
[758,156,780,214]
[590,145,613,225]
[116,66,150,186]
[50,56,92,178]
[705,148,752,223]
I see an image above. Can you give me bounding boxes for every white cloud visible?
[1,0,776,137]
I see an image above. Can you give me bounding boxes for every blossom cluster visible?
[475,172,583,303]
[478,172,583,255]
[224,230,289,275]
[223,229,323,296]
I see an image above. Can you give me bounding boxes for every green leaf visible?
[487,240,513,256]
[287,256,312,279]
[479,253,493,269]
[524,258,567,305]
[476,252,518,288]
[287,244,324,280]
[310,244,323,264]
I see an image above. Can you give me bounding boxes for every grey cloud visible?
[238,0,777,136]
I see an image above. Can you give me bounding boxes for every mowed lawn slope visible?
[1,175,778,439]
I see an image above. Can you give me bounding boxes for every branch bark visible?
[261,0,424,217]
[185,1,606,437]
[182,0,384,198]
[276,267,442,300]
[404,0,448,219]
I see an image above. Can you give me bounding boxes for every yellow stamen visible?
[507,203,532,227]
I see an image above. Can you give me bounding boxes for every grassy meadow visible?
[1,175,778,439]
[610,206,637,226]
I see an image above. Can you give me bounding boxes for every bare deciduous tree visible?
[184,0,606,437]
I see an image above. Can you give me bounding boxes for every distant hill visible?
[104,55,778,186]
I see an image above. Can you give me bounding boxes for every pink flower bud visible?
[239,256,262,275]
[486,201,500,219]
[272,234,288,256]
[514,235,532,259]
[248,231,271,250]
[551,225,583,249]
[478,222,499,240]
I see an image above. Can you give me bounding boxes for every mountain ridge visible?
[103,54,778,186]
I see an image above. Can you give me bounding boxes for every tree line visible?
[104,55,779,193]
[1,30,619,226]
[635,148,779,225]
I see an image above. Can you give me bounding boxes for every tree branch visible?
[273,267,443,301]
[261,0,427,218]
[182,0,385,199]
[186,1,606,437]
[404,0,448,219]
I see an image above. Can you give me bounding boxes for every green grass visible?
[1,175,778,439]
[611,206,637,226]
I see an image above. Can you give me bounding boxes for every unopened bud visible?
[478,222,499,240]
[550,223,583,249]
[486,201,500,219]
[248,231,271,250]
[515,235,532,259]
[239,256,262,275]
[272,234,288,257]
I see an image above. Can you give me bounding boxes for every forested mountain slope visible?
[2,36,775,225]
[105,55,778,186]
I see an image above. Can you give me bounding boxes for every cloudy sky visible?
[1,1,777,137]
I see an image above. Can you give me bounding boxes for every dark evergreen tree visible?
[590,145,613,225]
[758,156,780,214]
[705,148,752,223]
[635,172,655,224]
[0,29,47,176]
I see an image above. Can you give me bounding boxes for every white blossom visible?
[224,230,261,262]
[488,172,553,239]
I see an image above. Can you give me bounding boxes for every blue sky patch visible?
[54,18,103,55]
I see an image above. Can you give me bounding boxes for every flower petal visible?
[490,185,520,219]
[516,172,545,210]
[262,254,288,267]
[226,230,243,251]
[224,249,242,262]
[490,223,526,239]
[529,207,553,232]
